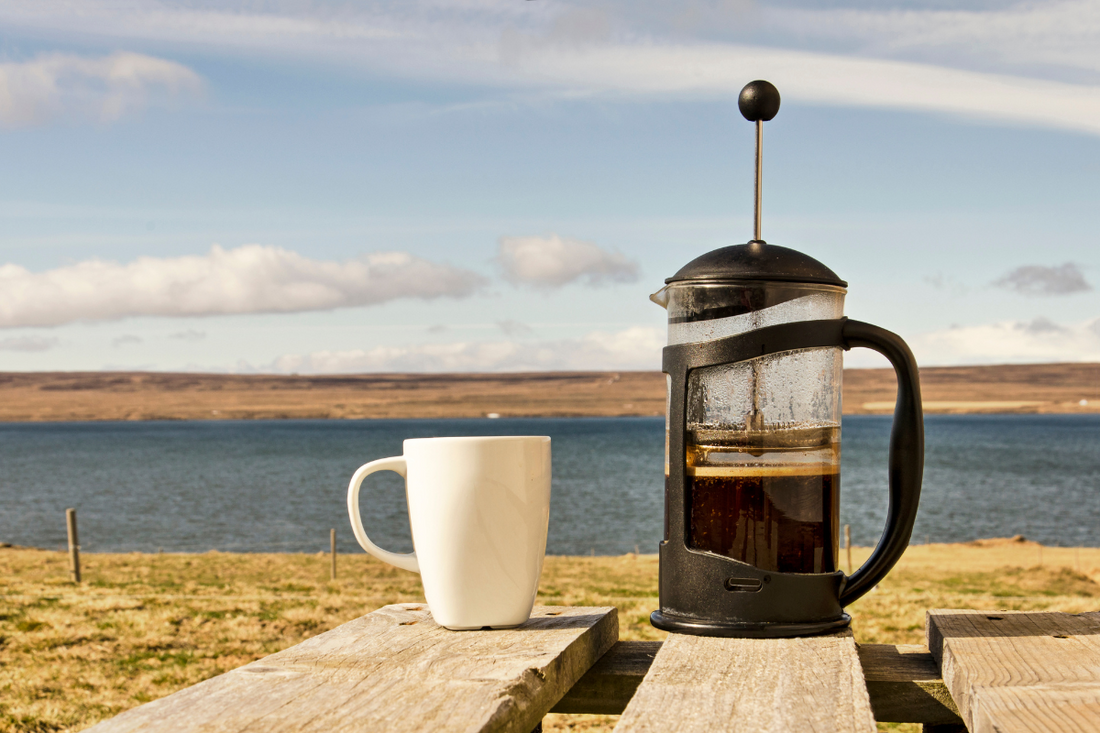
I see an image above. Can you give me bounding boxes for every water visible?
[843,414,1100,548]
[1,415,1097,554]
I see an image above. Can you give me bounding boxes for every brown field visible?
[0,362,1098,422]
[1,540,1098,733]
[846,361,1100,414]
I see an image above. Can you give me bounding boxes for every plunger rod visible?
[751,121,763,428]
[737,80,781,434]
[754,119,763,241]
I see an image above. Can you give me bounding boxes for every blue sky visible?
[2,0,1099,373]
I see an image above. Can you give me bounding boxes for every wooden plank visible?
[86,604,618,733]
[928,609,1100,733]
[552,641,661,714]
[857,644,963,725]
[554,641,961,723]
[613,630,876,732]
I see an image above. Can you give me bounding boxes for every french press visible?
[650,81,924,637]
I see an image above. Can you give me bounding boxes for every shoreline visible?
[1,363,1098,422]
[5,537,1099,554]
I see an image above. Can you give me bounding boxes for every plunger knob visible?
[738,80,781,122]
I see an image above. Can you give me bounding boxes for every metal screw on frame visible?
[738,80,781,242]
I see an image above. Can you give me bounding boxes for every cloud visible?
[112,334,143,347]
[0,335,58,352]
[911,316,1100,365]
[170,329,206,342]
[0,244,487,328]
[1018,316,1068,335]
[0,51,202,128]
[994,263,1092,296]
[499,40,1100,137]
[497,319,532,336]
[923,272,968,296]
[765,2,1100,75]
[10,3,1100,136]
[498,234,639,288]
[268,326,663,373]
[0,3,412,60]
[542,7,614,45]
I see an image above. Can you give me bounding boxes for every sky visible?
[1,0,1099,374]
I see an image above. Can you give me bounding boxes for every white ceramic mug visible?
[347,436,551,630]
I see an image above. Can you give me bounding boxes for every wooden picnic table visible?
[86,605,1099,733]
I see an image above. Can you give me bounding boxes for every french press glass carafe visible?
[650,81,924,637]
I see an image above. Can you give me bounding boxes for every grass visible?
[1,541,1098,733]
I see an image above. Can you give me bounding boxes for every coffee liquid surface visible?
[686,430,840,574]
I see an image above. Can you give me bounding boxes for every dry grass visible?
[2,542,1098,733]
[0,550,424,732]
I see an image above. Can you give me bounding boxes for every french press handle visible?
[838,320,924,606]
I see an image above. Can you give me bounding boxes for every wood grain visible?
[2,362,1098,422]
[551,641,661,715]
[928,609,1100,733]
[857,644,962,725]
[85,604,618,733]
[613,630,876,732]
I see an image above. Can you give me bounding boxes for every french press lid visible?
[666,241,847,287]
[665,80,847,289]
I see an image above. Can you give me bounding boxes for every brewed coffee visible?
[688,466,838,573]
[685,426,840,574]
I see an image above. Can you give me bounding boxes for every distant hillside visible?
[0,363,1097,422]
[844,362,1099,415]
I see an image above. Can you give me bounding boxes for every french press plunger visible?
[650,81,924,638]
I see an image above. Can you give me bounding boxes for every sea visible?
[0,414,1097,555]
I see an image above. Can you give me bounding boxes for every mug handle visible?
[346,457,420,573]
[838,319,924,606]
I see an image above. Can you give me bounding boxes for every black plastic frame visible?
[652,317,924,637]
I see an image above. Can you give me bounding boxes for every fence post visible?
[66,508,81,584]
[330,528,337,581]
[844,524,852,574]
